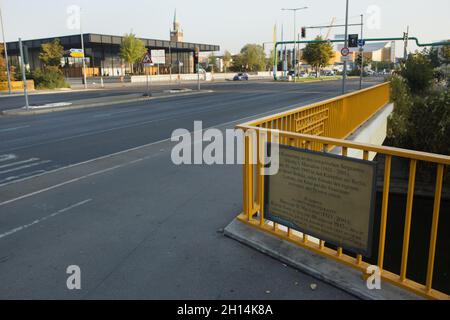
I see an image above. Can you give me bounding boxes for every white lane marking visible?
[0,159,146,207]
[93,109,139,118]
[0,154,17,163]
[0,95,334,192]
[0,125,30,133]
[2,94,333,155]
[0,158,39,169]
[0,160,51,175]
[0,199,92,240]
[0,170,46,185]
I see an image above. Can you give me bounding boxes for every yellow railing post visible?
[400,160,417,282]
[378,155,392,271]
[426,164,444,292]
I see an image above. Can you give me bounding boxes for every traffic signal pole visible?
[359,14,364,90]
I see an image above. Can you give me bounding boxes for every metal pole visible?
[18,38,29,110]
[145,65,149,97]
[342,0,349,94]
[404,26,409,61]
[169,45,172,82]
[0,6,12,94]
[197,63,200,91]
[293,10,297,82]
[80,8,87,89]
[100,60,104,88]
[359,14,364,90]
[178,61,181,88]
[282,7,307,82]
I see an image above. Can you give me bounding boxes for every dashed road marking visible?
[0,199,93,240]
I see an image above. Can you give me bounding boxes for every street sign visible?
[69,49,84,58]
[341,47,350,57]
[358,39,366,47]
[341,56,352,62]
[151,50,166,65]
[142,52,153,66]
[264,144,377,256]
[349,34,359,48]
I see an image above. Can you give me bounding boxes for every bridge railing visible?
[236,82,450,300]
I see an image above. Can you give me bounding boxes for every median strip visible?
[1,89,214,116]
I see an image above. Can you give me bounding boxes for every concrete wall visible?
[332,103,394,160]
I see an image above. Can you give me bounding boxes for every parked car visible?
[299,71,309,78]
[323,70,335,76]
[233,73,249,81]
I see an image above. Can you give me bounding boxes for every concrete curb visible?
[224,219,422,300]
[1,90,214,116]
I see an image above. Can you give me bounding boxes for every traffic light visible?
[348,34,359,48]
[301,27,306,39]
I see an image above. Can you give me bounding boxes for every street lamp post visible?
[282,6,308,83]
[80,8,87,90]
[359,14,364,90]
[18,38,29,110]
[0,5,12,94]
[342,0,349,94]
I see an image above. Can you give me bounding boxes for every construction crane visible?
[325,17,337,40]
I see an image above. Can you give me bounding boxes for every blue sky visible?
[1,0,449,56]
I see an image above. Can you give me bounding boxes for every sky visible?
[1,0,449,57]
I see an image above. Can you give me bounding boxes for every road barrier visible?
[235,82,450,299]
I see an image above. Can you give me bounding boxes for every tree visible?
[230,54,245,72]
[31,38,69,89]
[119,33,147,74]
[400,52,434,93]
[268,50,275,71]
[39,39,64,67]
[0,43,6,81]
[208,53,218,72]
[223,51,232,73]
[238,44,267,72]
[301,36,335,77]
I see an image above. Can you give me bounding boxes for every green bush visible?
[400,52,434,93]
[387,75,413,146]
[388,74,450,155]
[31,67,69,90]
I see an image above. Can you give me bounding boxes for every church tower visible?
[170,9,184,42]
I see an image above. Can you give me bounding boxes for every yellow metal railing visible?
[236,82,450,300]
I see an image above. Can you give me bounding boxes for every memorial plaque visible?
[264,144,377,256]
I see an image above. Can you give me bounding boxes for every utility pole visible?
[80,8,87,89]
[359,14,364,90]
[282,7,308,83]
[18,38,29,110]
[0,5,12,94]
[342,0,349,94]
[196,47,200,91]
[403,26,409,61]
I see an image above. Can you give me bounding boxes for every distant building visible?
[170,9,184,43]
[333,41,396,64]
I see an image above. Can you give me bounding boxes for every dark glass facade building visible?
[6,33,220,77]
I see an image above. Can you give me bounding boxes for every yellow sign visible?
[265,145,377,256]
[69,49,84,58]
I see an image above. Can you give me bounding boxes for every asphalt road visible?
[0,79,381,299]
